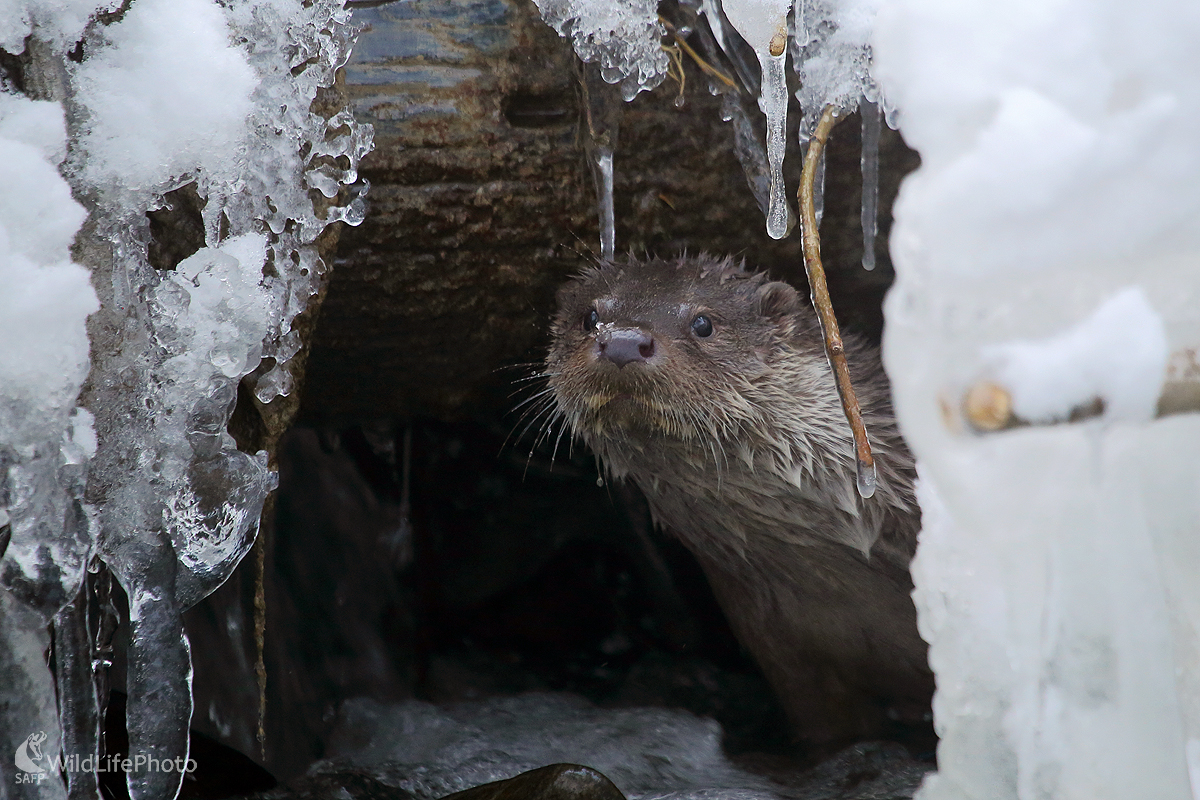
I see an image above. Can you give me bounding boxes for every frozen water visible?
[873,0,1200,795]
[790,0,883,138]
[0,0,113,54]
[722,0,792,239]
[594,148,616,260]
[532,0,668,100]
[859,99,879,270]
[0,92,98,625]
[326,694,780,800]
[0,591,67,800]
[1,1,370,798]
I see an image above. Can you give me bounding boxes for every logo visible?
[14,732,48,783]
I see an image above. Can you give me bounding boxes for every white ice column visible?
[873,0,1200,797]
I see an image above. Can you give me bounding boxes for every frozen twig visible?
[799,105,877,498]
[659,16,740,93]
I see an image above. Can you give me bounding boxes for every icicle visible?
[594,148,616,260]
[53,589,100,800]
[579,62,624,261]
[106,543,193,800]
[0,591,66,800]
[722,0,795,239]
[860,99,880,271]
[856,458,877,499]
[699,0,729,55]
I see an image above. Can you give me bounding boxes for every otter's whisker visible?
[511,386,557,412]
[503,394,559,455]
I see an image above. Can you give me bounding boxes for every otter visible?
[544,254,931,748]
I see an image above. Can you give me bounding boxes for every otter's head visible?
[546,255,819,446]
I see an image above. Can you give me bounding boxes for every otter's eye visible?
[584,308,600,331]
[691,314,714,338]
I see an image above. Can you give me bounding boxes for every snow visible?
[0,94,98,627]
[0,0,113,54]
[986,287,1168,425]
[72,0,257,197]
[791,0,883,136]
[0,0,371,797]
[873,0,1200,796]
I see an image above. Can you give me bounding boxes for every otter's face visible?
[546,255,810,445]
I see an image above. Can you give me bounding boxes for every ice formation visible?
[873,0,1200,796]
[985,287,1168,425]
[531,0,886,240]
[859,99,880,270]
[532,0,668,101]
[0,87,98,800]
[0,0,371,798]
[721,0,793,239]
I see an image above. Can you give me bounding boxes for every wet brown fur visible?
[543,254,932,747]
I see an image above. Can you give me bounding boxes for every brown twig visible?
[799,105,877,498]
[658,16,740,93]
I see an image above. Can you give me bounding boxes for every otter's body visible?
[545,255,930,746]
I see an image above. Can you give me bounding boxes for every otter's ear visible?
[756,281,800,328]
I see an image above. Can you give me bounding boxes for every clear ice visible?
[0,0,371,798]
[859,99,879,271]
[721,0,794,239]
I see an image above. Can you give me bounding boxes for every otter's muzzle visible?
[597,327,655,368]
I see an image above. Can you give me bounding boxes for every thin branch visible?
[658,16,740,93]
[799,105,877,499]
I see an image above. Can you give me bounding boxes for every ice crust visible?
[0,1,371,798]
[327,694,780,800]
[532,0,668,101]
[872,0,1200,796]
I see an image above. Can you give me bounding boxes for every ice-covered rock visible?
[0,91,98,629]
[873,0,1200,796]
[0,0,371,798]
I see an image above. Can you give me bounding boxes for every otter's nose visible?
[598,328,655,367]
